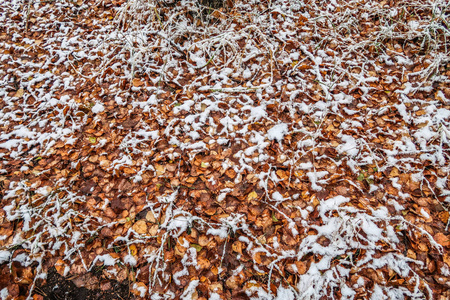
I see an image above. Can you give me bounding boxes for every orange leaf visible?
[132,78,144,87]
[434,233,450,247]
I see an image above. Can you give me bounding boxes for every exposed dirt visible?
[34,267,133,300]
[0,0,449,299]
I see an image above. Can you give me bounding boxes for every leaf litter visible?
[0,0,449,299]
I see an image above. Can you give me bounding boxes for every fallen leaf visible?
[247,191,258,201]
[148,224,158,236]
[132,220,148,235]
[132,78,144,87]
[14,89,24,97]
[434,233,450,247]
[145,211,156,223]
[131,282,147,297]
[197,256,210,269]
[225,275,242,289]
[129,244,137,256]
[155,164,165,176]
[198,235,210,247]
[190,244,203,252]
[232,241,243,254]
[55,259,66,276]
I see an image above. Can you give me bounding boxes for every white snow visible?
[267,124,288,142]
[124,254,137,266]
[306,171,329,191]
[0,251,11,264]
[91,103,105,114]
[133,283,146,297]
[95,254,117,266]
[275,286,295,300]
[337,135,359,157]
[0,288,8,300]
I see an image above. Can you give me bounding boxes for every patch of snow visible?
[267,123,288,142]
[124,254,137,266]
[133,283,146,297]
[0,251,11,264]
[91,103,105,114]
[275,285,296,300]
[0,288,8,300]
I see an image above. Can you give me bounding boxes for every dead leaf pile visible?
[0,0,449,299]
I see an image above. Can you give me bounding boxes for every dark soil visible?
[34,267,134,300]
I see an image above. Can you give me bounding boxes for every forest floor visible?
[0,0,450,299]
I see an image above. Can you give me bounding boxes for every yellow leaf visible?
[190,244,202,252]
[129,244,137,256]
[247,191,258,201]
[15,89,24,97]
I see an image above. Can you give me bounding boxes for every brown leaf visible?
[131,282,147,297]
[232,241,243,255]
[225,275,242,289]
[122,118,140,129]
[434,233,450,247]
[225,168,236,179]
[148,224,158,236]
[80,180,96,195]
[123,167,136,175]
[198,235,210,247]
[253,251,271,266]
[132,220,148,235]
[145,211,156,223]
[155,164,165,176]
[389,167,399,178]
[294,261,307,275]
[197,256,211,270]
[209,282,223,293]
[132,78,144,87]
[14,88,24,98]
[276,169,289,180]
[443,253,450,266]
[55,259,66,276]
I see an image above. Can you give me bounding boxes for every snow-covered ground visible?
[0,0,449,299]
